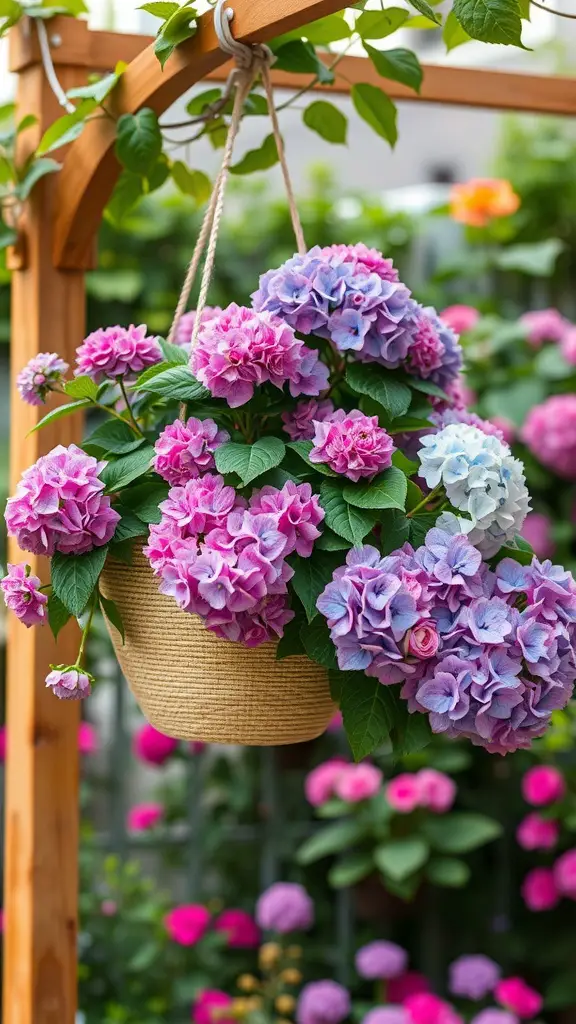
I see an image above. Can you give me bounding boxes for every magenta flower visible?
[521,765,565,806]
[520,513,555,561]
[133,723,178,765]
[1,562,47,627]
[5,444,120,557]
[255,882,314,933]
[521,867,560,911]
[192,991,235,1024]
[404,993,462,1024]
[405,316,445,378]
[249,480,324,558]
[214,908,260,948]
[310,410,395,482]
[522,395,576,479]
[175,306,222,349]
[417,769,456,813]
[159,474,239,538]
[305,758,347,807]
[495,978,542,1019]
[389,974,431,1004]
[16,352,68,406]
[553,848,576,898]
[386,774,421,814]
[520,308,569,348]
[297,981,351,1024]
[334,763,383,803]
[407,622,439,660]
[153,417,230,486]
[516,812,559,850]
[78,721,98,755]
[449,955,501,1000]
[127,802,163,832]
[45,665,93,700]
[282,397,335,441]
[440,305,480,334]
[356,940,408,980]
[165,904,210,945]
[75,323,162,381]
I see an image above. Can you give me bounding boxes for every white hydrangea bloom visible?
[419,424,531,557]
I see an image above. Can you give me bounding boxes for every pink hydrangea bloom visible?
[327,711,343,732]
[389,974,431,1005]
[321,242,399,282]
[405,993,462,1024]
[553,847,576,898]
[78,721,98,755]
[440,306,480,334]
[45,665,93,701]
[255,882,314,933]
[176,306,222,349]
[356,940,408,980]
[158,474,239,538]
[406,317,445,378]
[192,990,235,1024]
[334,763,383,803]
[282,398,335,441]
[495,979,543,1019]
[249,480,324,558]
[520,513,555,561]
[516,812,559,851]
[431,374,475,413]
[489,417,515,446]
[472,1011,518,1024]
[561,325,576,364]
[521,867,560,911]
[214,908,260,948]
[297,980,351,1024]
[127,802,163,832]
[386,774,421,814]
[1,562,47,627]
[16,352,69,406]
[522,765,565,806]
[522,395,576,478]
[305,758,347,807]
[75,323,162,381]
[449,955,501,1000]
[165,904,211,945]
[310,409,395,482]
[191,303,328,408]
[5,444,120,556]
[363,1008,408,1024]
[520,308,570,348]
[406,622,439,660]
[153,417,230,485]
[417,769,456,813]
[133,723,178,765]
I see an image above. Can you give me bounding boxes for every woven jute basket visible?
[99,547,335,745]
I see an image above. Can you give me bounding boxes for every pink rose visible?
[516,813,558,851]
[334,763,383,803]
[521,867,560,911]
[440,305,480,334]
[522,765,565,806]
[407,622,439,660]
[133,723,178,766]
[192,990,235,1024]
[165,904,211,945]
[386,774,421,814]
[553,848,576,898]
[127,802,163,833]
[495,979,542,1019]
[214,909,260,948]
[305,758,348,807]
[417,769,456,813]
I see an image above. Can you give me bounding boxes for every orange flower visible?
[449,178,520,227]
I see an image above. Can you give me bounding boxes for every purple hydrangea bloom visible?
[310,410,395,482]
[16,352,68,406]
[5,444,120,556]
[282,398,335,441]
[75,324,162,381]
[356,940,408,980]
[431,408,506,443]
[422,307,464,390]
[363,1010,408,1024]
[256,882,314,933]
[297,981,351,1024]
[472,1012,518,1024]
[175,306,222,350]
[449,955,501,1000]
[1,562,47,627]
[45,665,93,700]
[153,417,230,485]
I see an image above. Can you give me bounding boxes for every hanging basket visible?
[100,548,335,746]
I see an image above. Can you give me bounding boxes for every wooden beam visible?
[4,39,85,1024]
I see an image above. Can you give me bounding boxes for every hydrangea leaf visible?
[316,528,352,552]
[405,0,441,24]
[290,551,343,623]
[101,446,155,492]
[343,466,407,511]
[379,509,410,555]
[375,838,430,881]
[452,0,525,47]
[64,375,98,401]
[112,508,148,543]
[288,440,338,477]
[347,362,411,419]
[301,617,339,670]
[119,481,169,524]
[319,480,377,545]
[339,672,398,760]
[328,853,375,889]
[84,420,146,456]
[215,437,286,486]
[28,399,91,435]
[99,592,125,643]
[51,546,109,617]
[297,820,368,865]
[134,365,209,401]
[47,593,72,641]
[159,339,189,365]
[276,616,306,659]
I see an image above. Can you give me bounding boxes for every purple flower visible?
[363,1009,408,1024]
[1,562,47,627]
[5,444,120,556]
[449,955,501,1000]
[45,665,93,700]
[175,306,222,349]
[422,307,464,390]
[153,417,230,485]
[356,940,408,980]
[310,410,395,482]
[249,481,324,557]
[297,981,351,1024]
[16,352,68,406]
[471,1012,518,1024]
[282,398,336,441]
[159,474,239,538]
[464,598,513,644]
[256,882,314,933]
[75,324,162,381]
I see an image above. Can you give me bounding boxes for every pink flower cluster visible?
[522,395,576,479]
[282,397,335,442]
[386,769,456,814]
[1,563,47,627]
[45,665,93,701]
[523,849,576,911]
[5,444,120,556]
[516,812,559,851]
[520,308,570,348]
[175,306,222,350]
[256,881,314,933]
[153,416,230,485]
[440,306,480,335]
[133,723,178,765]
[165,903,259,948]
[144,474,323,646]
[310,410,395,482]
[193,990,235,1024]
[190,303,328,408]
[405,315,445,378]
[518,765,572,912]
[127,802,163,832]
[16,352,69,406]
[305,759,382,806]
[75,324,162,381]
[495,978,542,1019]
[521,513,555,561]
[521,765,565,805]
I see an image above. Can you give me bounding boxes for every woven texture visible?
[100,548,334,746]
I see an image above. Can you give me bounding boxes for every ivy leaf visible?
[64,375,98,401]
[99,592,125,643]
[171,162,211,203]
[422,812,502,853]
[300,617,338,670]
[67,62,126,104]
[343,467,407,512]
[272,40,334,83]
[288,440,338,477]
[339,671,397,761]
[375,838,429,881]
[290,552,343,623]
[303,101,348,144]
[16,157,61,200]
[365,44,423,93]
[139,1,179,16]
[28,400,90,435]
[230,134,279,175]
[186,87,222,116]
[47,593,72,641]
[215,437,286,487]
[452,0,525,47]
[347,362,411,419]
[51,546,109,617]
[134,365,209,401]
[351,83,398,147]
[116,109,163,176]
[319,481,376,545]
[297,820,368,865]
[101,447,155,492]
[356,8,409,38]
[443,9,472,49]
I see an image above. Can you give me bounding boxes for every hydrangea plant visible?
[4,243,576,760]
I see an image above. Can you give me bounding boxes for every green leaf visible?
[134,365,209,401]
[120,481,169,524]
[186,87,222,116]
[28,399,90,434]
[356,8,409,38]
[495,239,564,276]
[483,378,545,426]
[379,509,410,554]
[452,0,525,46]
[393,708,433,756]
[297,820,367,865]
[67,63,126,104]
[51,546,108,617]
[100,446,155,492]
[159,339,188,365]
[106,170,144,225]
[316,528,352,552]
[288,440,338,476]
[153,4,197,67]
[84,419,145,455]
[276,616,306,659]
[406,376,448,400]
[272,40,334,83]
[340,672,396,761]
[37,99,96,154]
[409,512,440,548]
[0,218,17,249]
[171,162,211,203]
[405,0,441,23]
[99,592,125,643]
[422,812,502,853]
[115,109,162,176]
[139,1,179,16]
[320,481,376,545]
[534,345,574,381]
[47,593,72,641]
[112,508,148,543]
[347,362,411,419]
[546,972,576,1011]
[301,617,338,670]
[16,157,61,200]
[215,437,286,486]
[230,134,279,175]
[344,467,407,512]
[304,13,351,43]
[426,857,470,887]
[290,552,342,623]
[0,0,21,37]
[303,101,347,144]
[329,853,374,888]
[375,838,429,881]
[351,83,398,147]
[443,9,471,49]
[64,375,98,401]
[365,44,423,93]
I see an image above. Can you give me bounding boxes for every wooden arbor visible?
[5,2,576,1020]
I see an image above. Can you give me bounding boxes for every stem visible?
[92,399,144,436]
[75,593,97,667]
[117,378,144,436]
[407,484,443,519]
[275,40,356,114]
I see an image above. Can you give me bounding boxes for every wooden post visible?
[4,19,93,1024]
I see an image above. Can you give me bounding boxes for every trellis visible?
[4,2,576,1020]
